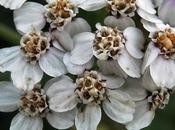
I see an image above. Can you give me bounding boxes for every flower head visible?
[48,70,135,130]
[13,0,107,33]
[0,29,67,90]
[0,81,76,130]
[21,29,50,64]
[75,71,107,104]
[148,88,170,110]
[64,16,145,78]
[125,72,172,130]
[142,24,175,89]
[94,20,145,78]
[108,0,137,17]
[45,0,77,29]
[93,24,125,60]
[19,86,49,117]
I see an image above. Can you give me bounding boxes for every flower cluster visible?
[0,0,175,130]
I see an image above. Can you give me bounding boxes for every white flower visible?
[77,0,138,17]
[0,29,67,90]
[136,0,175,31]
[124,72,172,130]
[51,18,94,75]
[0,0,27,10]
[0,81,76,130]
[65,16,145,78]
[48,70,135,130]
[13,0,107,33]
[94,22,144,78]
[142,24,175,89]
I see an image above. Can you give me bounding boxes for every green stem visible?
[0,23,21,45]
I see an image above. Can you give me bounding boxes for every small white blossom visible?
[0,81,76,130]
[48,70,135,130]
[13,0,107,33]
[51,18,94,75]
[142,24,175,89]
[94,22,144,78]
[64,16,145,78]
[78,0,138,17]
[125,71,172,130]
[0,29,67,90]
[0,0,27,10]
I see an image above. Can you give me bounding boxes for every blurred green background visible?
[0,0,175,130]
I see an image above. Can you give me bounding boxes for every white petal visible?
[46,109,76,129]
[49,94,77,113]
[64,53,94,75]
[142,42,159,73]
[103,90,135,124]
[97,60,128,78]
[65,18,91,37]
[70,32,94,65]
[52,31,74,51]
[47,76,78,112]
[46,75,76,98]
[0,0,26,9]
[136,0,156,14]
[14,2,46,34]
[52,40,65,52]
[104,16,135,30]
[11,59,43,91]
[142,69,158,92]
[75,105,101,130]
[0,82,21,112]
[141,19,158,32]
[10,113,43,130]
[158,0,175,26]
[78,0,107,11]
[102,75,125,89]
[150,56,175,89]
[121,78,147,101]
[117,49,142,78]
[126,100,155,130]
[124,27,145,59]
[69,0,85,5]
[137,8,162,24]
[39,47,66,77]
[0,46,21,72]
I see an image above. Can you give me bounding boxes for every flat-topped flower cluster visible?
[0,0,175,130]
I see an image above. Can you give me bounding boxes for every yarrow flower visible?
[13,0,107,33]
[0,29,67,90]
[136,0,175,89]
[0,81,76,130]
[82,0,138,17]
[64,16,145,78]
[94,22,144,78]
[141,24,175,89]
[48,70,135,130]
[125,71,172,130]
